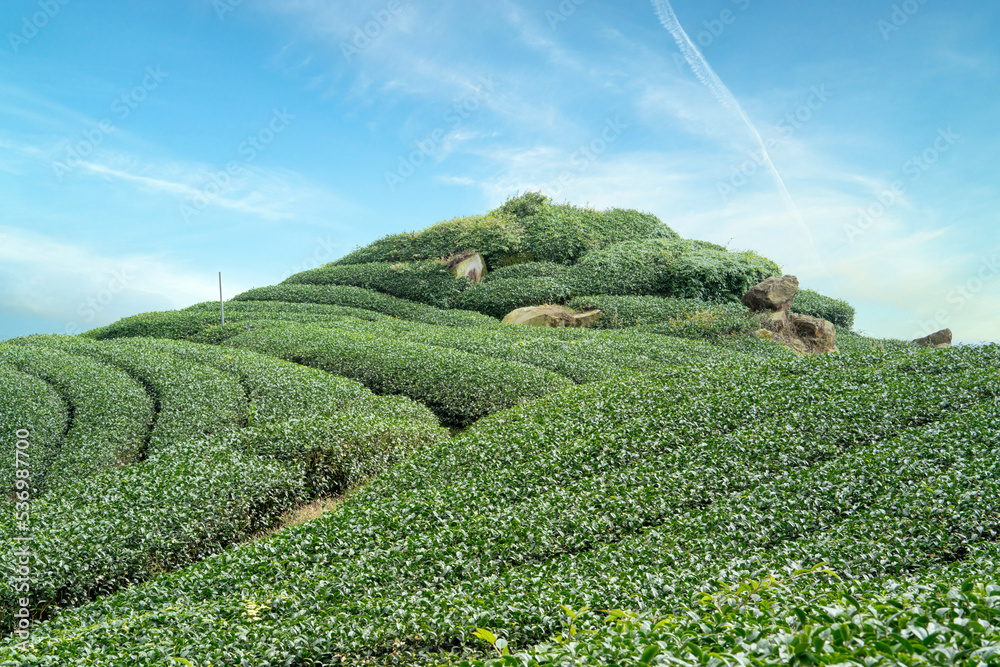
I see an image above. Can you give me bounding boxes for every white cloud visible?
[0,226,235,335]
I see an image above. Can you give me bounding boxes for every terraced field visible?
[2,195,997,665]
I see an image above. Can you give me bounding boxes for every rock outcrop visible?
[913,328,952,348]
[447,252,487,285]
[502,304,602,328]
[743,275,837,355]
[741,275,799,313]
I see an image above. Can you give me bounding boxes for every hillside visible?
[2,194,998,666]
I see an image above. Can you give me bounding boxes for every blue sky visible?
[1,0,997,342]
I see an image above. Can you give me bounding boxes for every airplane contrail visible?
[651,0,825,269]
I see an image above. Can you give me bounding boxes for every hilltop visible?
[1,193,998,666]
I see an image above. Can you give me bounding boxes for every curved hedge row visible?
[234,284,496,327]
[6,345,997,665]
[482,261,570,283]
[0,435,304,634]
[0,344,154,489]
[566,294,710,328]
[566,238,780,302]
[231,411,448,498]
[0,365,66,498]
[449,277,573,319]
[225,323,573,426]
[137,337,439,426]
[13,336,247,452]
[282,260,467,308]
[790,288,856,329]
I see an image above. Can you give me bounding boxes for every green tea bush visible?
[566,238,780,301]
[659,302,760,341]
[226,323,573,426]
[0,344,153,488]
[3,345,998,664]
[482,261,570,283]
[81,310,241,342]
[566,294,710,328]
[231,411,447,497]
[790,288,856,329]
[0,365,66,498]
[449,277,573,319]
[0,435,304,633]
[233,284,496,327]
[282,260,467,308]
[13,336,246,451]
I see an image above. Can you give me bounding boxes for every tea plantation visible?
[1,194,997,666]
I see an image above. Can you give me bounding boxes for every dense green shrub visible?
[492,192,679,264]
[567,238,780,301]
[334,214,525,267]
[334,194,679,272]
[790,288,856,329]
[6,345,997,665]
[449,277,573,319]
[226,323,573,426]
[0,344,154,489]
[658,302,760,341]
[12,336,246,451]
[233,284,496,327]
[81,310,239,342]
[482,261,570,283]
[231,412,447,497]
[0,365,66,498]
[282,260,467,308]
[566,294,710,328]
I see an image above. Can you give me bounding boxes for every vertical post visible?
[219,271,225,326]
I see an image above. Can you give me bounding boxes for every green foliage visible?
[449,277,573,319]
[482,261,570,283]
[12,335,247,452]
[567,238,781,301]
[0,364,66,498]
[0,344,154,489]
[334,193,679,273]
[230,412,447,497]
[233,284,496,327]
[6,343,997,665]
[0,435,305,633]
[225,323,573,426]
[566,294,711,328]
[334,214,525,267]
[282,260,468,308]
[791,288,856,329]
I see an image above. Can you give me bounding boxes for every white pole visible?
[219,271,225,326]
